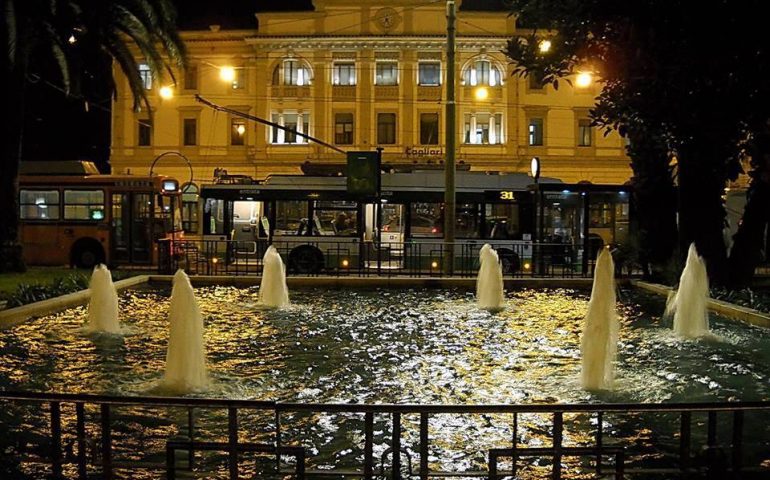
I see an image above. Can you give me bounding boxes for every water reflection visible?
[1,287,769,478]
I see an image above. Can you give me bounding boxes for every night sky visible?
[22,0,507,170]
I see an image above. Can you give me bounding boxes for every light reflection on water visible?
[1,287,770,478]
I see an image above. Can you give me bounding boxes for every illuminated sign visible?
[162,180,179,192]
[347,151,380,197]
[485,190,519,202]
[405,146,443,157]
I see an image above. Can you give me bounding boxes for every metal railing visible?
[158,238,613,278]
[1,391,769,479]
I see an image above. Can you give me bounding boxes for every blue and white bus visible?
[191,170,631,276]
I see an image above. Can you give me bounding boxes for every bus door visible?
[111,192,152,264]
[365,202,405,269]
[231,200,265,259]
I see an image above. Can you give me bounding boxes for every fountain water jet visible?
[161,270,208,393]
[476,244,504,311]
[259,246,290,308]
[666,243,710,338]
[580,247,619,390]
[84,264,121,334]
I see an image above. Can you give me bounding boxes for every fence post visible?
[228,407,238,480]
[101,404,113,480]
[732,410,743,478]
[50,401,62,478]
[420,413,429,480]
[596,411,603,475]
[187,407,195,470]
[166,444,176,480]
[707,410,717,478]
[364,412,374,479]
[392,412,401,480]
[680,411,691,475]
[76,403,87,479]
[553,412,563,480]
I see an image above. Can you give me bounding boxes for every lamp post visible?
[530,156,541,184]
[443,0,457,275]
[530,156,542,274]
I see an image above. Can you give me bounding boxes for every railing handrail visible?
[2,390,769,413]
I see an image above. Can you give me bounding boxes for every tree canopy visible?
[0,0,186,271]
[505,0,770,283]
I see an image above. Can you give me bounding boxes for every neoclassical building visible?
[110,0,631,188]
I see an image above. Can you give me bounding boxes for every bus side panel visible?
[20,224,64,265]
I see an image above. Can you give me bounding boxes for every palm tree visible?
[0,0,185,271]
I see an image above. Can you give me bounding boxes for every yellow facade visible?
[110,0,631,187]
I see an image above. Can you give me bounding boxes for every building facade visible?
[111,0,631,192]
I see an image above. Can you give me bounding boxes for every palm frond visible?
[4,0,18,65]
[103,33,150,113]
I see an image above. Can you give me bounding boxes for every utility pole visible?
[443,0,456,275]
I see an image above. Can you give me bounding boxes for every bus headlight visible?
[431,260,439,269]
[341,259,349,268]
[524,262,531,270]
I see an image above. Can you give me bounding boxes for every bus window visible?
[64,190,105,221]
[542,192,582,246]
[20,190,60,220]
[485,203,521,239]
[274,200,307,236]
[204,198,227,235]
[314,200,357,236]
[456,203,480,239]
[382,203,404,234]
[232,201,261,242]
[153,193,179,236]
[181,183,199,233]
[410,202,443,237]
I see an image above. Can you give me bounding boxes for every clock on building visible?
[375,7,400,31]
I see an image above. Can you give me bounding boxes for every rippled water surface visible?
[2,286,770,478]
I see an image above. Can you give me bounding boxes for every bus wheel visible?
[498,249,520,274]
[71,239,105,269]
[289,246,324,274]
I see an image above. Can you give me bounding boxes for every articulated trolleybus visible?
[19,161,183,268]
[194,170,626,275]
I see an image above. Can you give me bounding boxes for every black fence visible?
[1,391,769,479]
[158,238,624,278]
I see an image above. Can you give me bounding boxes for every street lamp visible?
[530,156,541,184]
[474,86,489,101]
[575,71,593,88]
[159,86,174,99]
[220,66,236,83]
[538,39,552,54]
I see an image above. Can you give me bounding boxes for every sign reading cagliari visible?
[405,146,444,157]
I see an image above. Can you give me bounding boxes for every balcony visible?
[332,85,357,100]
[270,85,311,99]
[374,85,399,101]
[461,85,503,103]
[417,86,442,102]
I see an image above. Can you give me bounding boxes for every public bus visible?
[19,161,183,268]
[195,170,631,275]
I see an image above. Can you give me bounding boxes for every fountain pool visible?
[1,286,769,478]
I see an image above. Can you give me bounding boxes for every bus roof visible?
[20,161,101,176]
[204,171,563,193]
[20,172,180,191]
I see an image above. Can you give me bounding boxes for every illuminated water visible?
[1,286,770,478]
[580,248,619,390]
[83,264,120,334]
[666,243,710,338]
[158,270,208,394]
[258,246,289,308]
[476,244,504,311]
